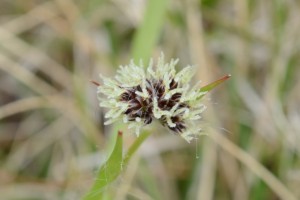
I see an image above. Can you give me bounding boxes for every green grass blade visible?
[197,74,231,99]
[83,131,123,200]
[131,0,169,62]
[200,74,231,93]
[83,131,151,199]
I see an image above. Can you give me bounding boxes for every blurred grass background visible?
[0,0,300,199]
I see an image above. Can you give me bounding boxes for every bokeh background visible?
[1,0,300,199]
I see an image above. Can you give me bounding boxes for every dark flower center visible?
[120,79,188,133]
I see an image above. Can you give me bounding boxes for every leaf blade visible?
[197,74,231,100]
[200,74,231,93]
[83,131,123,200]
[131,0,169,62]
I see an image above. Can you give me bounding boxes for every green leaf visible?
[198,74,231,99]
[131,0,169,62]
[83,131,123,200]
[83,131,151,200]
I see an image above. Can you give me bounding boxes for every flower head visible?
[97,53,207,142]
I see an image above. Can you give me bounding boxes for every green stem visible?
[123,131,151,166]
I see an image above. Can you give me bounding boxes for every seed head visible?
[97,53,207,142]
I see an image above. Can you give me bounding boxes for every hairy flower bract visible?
[97,54,207,142]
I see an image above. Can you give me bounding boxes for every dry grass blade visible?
[0,183,61,200]
[1,1,58,34]
[186,0,217,199]
[0,54,103,144]
[0,28,72,90]
[4,116,73,172]
[0,96,51,120]
[0,53,57,94]
[209,128,298,200]
[54,0,80,23]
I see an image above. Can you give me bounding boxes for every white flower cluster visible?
[97,53,206,142]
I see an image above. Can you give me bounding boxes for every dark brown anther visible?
[169,79,178,90]
[144,116,152,124]
[171,93,182,102]
[119,78,189,135]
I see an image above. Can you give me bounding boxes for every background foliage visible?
[0,0,300,199]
